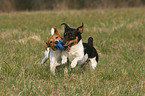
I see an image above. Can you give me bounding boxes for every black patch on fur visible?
[88,37,93,46]
[61,23,83,46]
[84,37,98,62]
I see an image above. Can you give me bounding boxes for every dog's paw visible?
[71,60,77,68]
[64,67,68,74]
[61,58,67,64]
[61,59,67,65]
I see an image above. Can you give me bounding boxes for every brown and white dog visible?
[42,27,67,74]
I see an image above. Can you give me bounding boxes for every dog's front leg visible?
[42,48,50,64]
[71,56,83,68]
[61,51,68,64]
[50,57,57,75]
[50,64,56,75]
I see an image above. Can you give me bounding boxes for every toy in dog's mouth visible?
[57,38,78,50]
[57,40,78,50]
[57,40,68,50]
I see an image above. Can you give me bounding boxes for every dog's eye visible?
[56,37,58,39]
[50,41,53,43]
[69,33,72,36]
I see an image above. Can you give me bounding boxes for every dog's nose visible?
[55,41,59,44]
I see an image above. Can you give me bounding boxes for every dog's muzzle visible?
[55,40,59,44]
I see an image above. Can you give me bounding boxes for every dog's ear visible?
[51,27,60,36]
[51,28,55,35]
[77,23,84,34]
[61,23,70,29]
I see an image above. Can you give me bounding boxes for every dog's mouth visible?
[63,37,78,50]
[65,45,71,50]
[63,43,72,50]
[50,40,61,51]
[54,46,58,48]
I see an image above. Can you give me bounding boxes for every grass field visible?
[0,8,145,95]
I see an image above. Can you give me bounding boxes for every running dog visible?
[42,27,67,74]
[61,23,99,69]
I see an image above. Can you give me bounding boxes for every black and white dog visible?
[61,23,99,69]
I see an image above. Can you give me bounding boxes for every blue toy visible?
[57,40,67,50]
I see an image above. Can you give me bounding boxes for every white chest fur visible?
[50,50,61,65]
[68,40,84,62]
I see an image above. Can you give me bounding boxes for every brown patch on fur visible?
[46,27,63,51]
[64,37,78,47]
[52,27,61,36]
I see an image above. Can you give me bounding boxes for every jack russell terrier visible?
[42,27,67,74]
[61,23,99,69]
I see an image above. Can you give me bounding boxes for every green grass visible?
[0,8,145,95]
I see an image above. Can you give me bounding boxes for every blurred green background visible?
[0,0,145,12]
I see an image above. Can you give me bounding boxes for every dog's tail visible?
[88,37,94,46]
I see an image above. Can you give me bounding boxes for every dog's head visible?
[61,23,83,47]
[46,27,63,51]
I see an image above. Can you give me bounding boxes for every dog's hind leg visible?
[89,57,97,69]
[61,52,68,64]
[50,64,56,75]
[50,58,58,75]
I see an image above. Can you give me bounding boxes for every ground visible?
[0,8,145,95]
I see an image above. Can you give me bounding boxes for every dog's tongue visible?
[66,46,70,50]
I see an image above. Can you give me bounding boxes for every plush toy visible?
[57,40,67,50]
